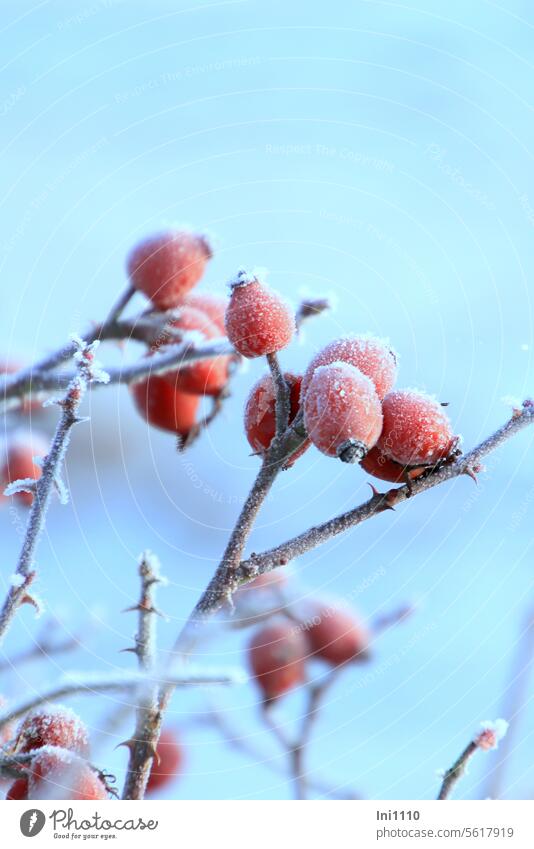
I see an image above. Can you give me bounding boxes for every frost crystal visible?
[475,719,509,751]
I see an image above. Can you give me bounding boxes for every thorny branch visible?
[0,339,107,650]
[122,551,165,800]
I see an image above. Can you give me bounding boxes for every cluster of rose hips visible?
[125,228,457,478]
[241,572,369,702]
[2,704,182,799]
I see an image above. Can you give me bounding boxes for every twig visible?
[437,720,508,800]
[0,339,105,649]
[1,335,234,408]
[295,297,331,332]
[0,667,245,732]
[236,404,534,584]
[0,751,34,780]
[437,740,478,800]
[484,604,534,799]
[122,551,164,801]
[0,620,82,674]
[266,352,291,436]
[204,701,360,799]
[104,282,136,325]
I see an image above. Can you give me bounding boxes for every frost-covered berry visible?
[183,292,228,334]
[303,362,383,462]
[225,271,295,358]
[302,334,398,401]
[162,305,230,396]
[0,359,39,412]
[378,389,455,466]
[26,748,107,800]
[130,374,200,437]
[360,445,426,484]
[248,621,308,702]
[16,706,89,756]
[146,729,183,794]
[6,778,28,799]
[300,602,369,666]
[244,371,310,466]
[127,229,212,310]
[1,430,48,507]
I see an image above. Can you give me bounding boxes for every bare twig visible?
[437,720,508,800]
[0,619,82,674]
[266,352,291,436]
[237,404,534,584]
[104,282,136,326]
[122,551,164,801]
[437,740,478,800]
[204,701,360,799]
[0,339,106,649]
[0,667,245,733]
[295,297,331,332]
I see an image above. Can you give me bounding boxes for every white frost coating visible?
[476,718,509,750]
[3,478,36,497]
[10,574,25,588]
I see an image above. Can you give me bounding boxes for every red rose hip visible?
[130,374,200,437]
[248,621,308,702]
[183,292,228,334]
[16,706,90,756]
[26,748,107,800]
[378,389,455,466]
[225,271,295,358]
[1,430,48,507]
[127,229,212,310]
[360,446,426,484]
[146,729,183,793]
[300,602,369,666]
[302,334,398,401]
[303,362,383,462]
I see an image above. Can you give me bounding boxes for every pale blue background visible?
[0,0,533,800]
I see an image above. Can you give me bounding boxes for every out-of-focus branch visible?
[0,666,246,732]
[122,551,165,801]
[0,339,106,650]
[0,620,83,674]
[437,720,508,800]
[484,605,534,799]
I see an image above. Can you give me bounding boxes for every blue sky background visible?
[1,0,534,800]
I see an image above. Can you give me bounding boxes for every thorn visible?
[367,482,383,498]
[115,739,136,753]
[119,646,139,655]
[463,467,478,485]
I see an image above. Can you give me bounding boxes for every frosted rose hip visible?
[244,371,310,466]
[248,621,308,702]
[127,229,212,310]
[183,292,228,333]
[378,389,455,466]
[27,748,107,800]
[16,706,89,756]
[301,602,369,666]
[360,446,426,484]
[225,272,295,358]
[147,729,183,793]
[303,362,383,462]
[130,373,200,437]
[302,334,398,401]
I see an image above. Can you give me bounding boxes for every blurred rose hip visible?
[127,229,212,310]
[248,621,309,702]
